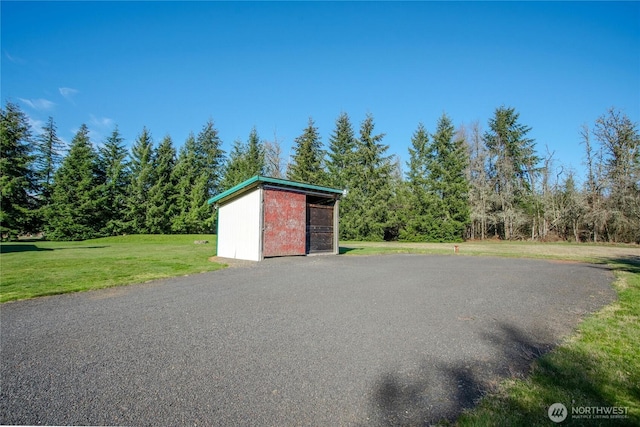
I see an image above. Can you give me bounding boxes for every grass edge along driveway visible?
[0,234,225,303]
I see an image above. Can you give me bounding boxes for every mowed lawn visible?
[0,234,224,303]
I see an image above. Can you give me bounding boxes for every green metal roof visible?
[208,175,343,205]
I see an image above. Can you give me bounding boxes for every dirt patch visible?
[208,256,257,268]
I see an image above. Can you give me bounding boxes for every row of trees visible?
[2,101,638,243]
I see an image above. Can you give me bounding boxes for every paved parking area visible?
[0,255,615,425]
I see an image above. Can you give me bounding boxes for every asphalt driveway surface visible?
[1,255,615,426]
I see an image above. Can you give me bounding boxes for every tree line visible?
[1,101,638,243]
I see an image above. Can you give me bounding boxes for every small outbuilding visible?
[208,175,343,261]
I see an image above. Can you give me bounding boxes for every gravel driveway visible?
[1,255,615,426]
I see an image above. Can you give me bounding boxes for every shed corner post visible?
[333,197,340,255]
[258,185,265,261]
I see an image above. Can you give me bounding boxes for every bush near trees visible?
[1,101,638,243]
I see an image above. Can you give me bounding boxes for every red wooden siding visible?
[262,189,306,257]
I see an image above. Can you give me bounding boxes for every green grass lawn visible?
[0,234,223,303]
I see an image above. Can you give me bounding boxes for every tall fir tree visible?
[172,133,199,233]
[287,117,327,184]
[402,122,438,241]
[341,114,394,240]
[427,113,470,241]
[0,102,36,239]
[125,127,155,234]
[46,124,104,240]
[34,117,64,215]
[97,126,130,236]
[147,135,177,233]
[220,127,265,190]
[326,112,357,190]
[245,126,265,177]
[484,106,540,239]
[195,119,225,197]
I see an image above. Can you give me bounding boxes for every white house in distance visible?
[208,175,343,261]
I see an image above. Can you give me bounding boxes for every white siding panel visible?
[217,189,261,261]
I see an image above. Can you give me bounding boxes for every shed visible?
[208,175,343,261]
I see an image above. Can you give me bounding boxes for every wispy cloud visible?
[4,51,26,64]
[26,115,45,135]
[89,114,114,128]
[59,87,79,103]
[19,98,55,111]
[88,114,115,143]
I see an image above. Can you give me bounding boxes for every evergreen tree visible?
[484,106,540,239]
[0,102,36,239]
[341,114,394,240]
[220,139,249,191]
[34,117,64,214]
[245,126,265,177]
[220,127,265,190]
[402,123,437,240]
[46,124,103,240]
[125,127,155,234]
[97,126,129,236]
[147,135,176,233]
[327,112,356,190]
[172,133,199,233]
[195,119,225,197]
[287,117,327,185]
[428,113,470,241]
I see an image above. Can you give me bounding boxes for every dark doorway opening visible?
[306,196,335,254]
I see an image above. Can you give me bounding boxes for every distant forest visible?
[2,102,638,243]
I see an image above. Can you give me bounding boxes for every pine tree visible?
[220,139,248,191]
[46,124,103,240]
[220,127,265,190]
[172,134,199,233]
[147,135,176,234]
[341,114,394,240]
[402,123,437,241]
[484,106,540,239]
[428,113,470,241]
[125,127,155,234]
[327,112,356,190]
[96,127,130,236]
[245,126,265,177]
[34,117,64,214]
[0,102,36,239]
[195,119,225,197]
[287,117,326,184]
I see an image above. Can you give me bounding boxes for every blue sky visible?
[2,1,638,183]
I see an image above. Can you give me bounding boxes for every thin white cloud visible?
[59,87,79,102]
[4,51,26,64]
[18,98,55,111]
[89,114,114,128]
[26,115,45,135]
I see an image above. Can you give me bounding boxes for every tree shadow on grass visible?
[0,244,109,254]
[339,246,364,254]
[366,322,639,426]
[0,244,53,254]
